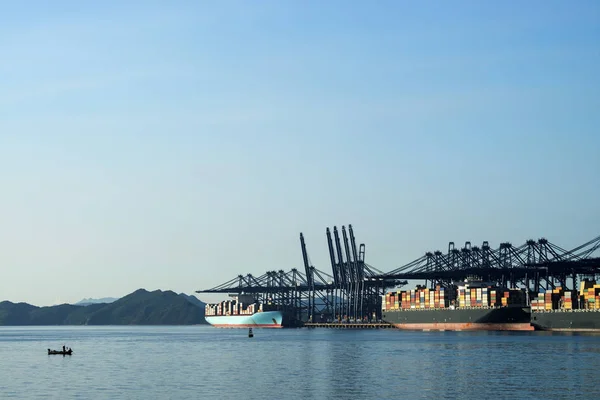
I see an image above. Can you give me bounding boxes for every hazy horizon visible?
[1,1,599,306]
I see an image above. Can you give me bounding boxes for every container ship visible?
[530,280,600,331]
[381,282,533,331]
[204,294,284,328]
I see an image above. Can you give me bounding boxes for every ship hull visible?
[205,311,283,328]
[383,307,533,331]
[531,310,600,331]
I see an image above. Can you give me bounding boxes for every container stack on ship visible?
[382,282,533,331]
[204,294,284,328]
[530,280,600,331]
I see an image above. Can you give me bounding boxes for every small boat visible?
[48,348,73,355]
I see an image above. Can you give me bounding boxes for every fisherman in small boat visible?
[62,345,66,352]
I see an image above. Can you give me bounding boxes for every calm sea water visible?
[0,326,599,399]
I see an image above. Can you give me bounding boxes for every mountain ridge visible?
[0,289,207,325]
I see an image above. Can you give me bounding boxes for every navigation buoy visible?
[248,328,254,338]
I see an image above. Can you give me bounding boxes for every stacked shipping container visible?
[205,300,265,316]
[383,285,526,311]
[457,286,525,308]
[581,280,600,310]
[531,281,600,311]
[384,286,451,311]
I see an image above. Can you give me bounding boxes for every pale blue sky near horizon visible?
[1,1,599,306]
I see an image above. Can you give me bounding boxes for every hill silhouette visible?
[75,297,119,306]
[0,289,207,325]
[178,293,205,308]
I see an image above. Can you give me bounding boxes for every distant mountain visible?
[0,301,38,325]
[84,289,206,325]
[75,297,119,306]
[0,289,208,326]
[178,293,206,308]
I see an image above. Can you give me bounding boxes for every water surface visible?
[0,326,599,399]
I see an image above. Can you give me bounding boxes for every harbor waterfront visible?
[1,326,599,399]
[197,226,600,332]
[202,278,600,331]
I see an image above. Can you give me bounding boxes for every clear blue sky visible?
[1,1,599,306]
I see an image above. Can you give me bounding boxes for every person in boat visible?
[62,345,66,352]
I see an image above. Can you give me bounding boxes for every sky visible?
[1,1,599,306]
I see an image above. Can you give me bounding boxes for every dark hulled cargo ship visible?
[383,306,532,331]
[530,280,600,331]
[531,310,600,331]
[381,282,533,331]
